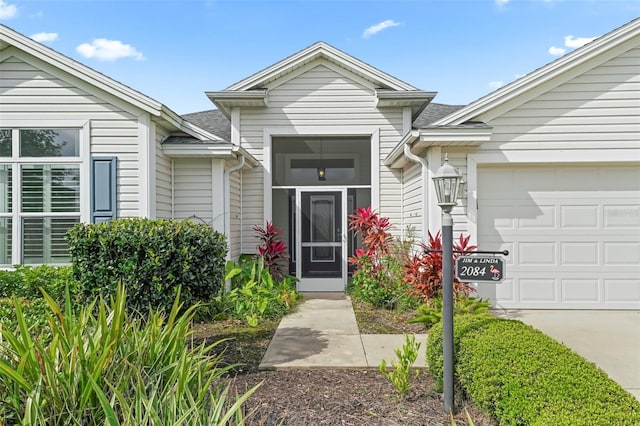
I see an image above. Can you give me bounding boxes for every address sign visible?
[455,256,505,283]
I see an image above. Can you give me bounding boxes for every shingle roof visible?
[181,109,231,141]
[412,103,466,128]
[162,136,231,145]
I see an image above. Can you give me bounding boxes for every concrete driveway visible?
[498,310,640,401]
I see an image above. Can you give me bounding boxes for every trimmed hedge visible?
[66,218,227,315]
[0,265,78,302]
[0,265,79,337]
[427,315,640,425]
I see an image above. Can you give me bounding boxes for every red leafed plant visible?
[348,206,393,265]
[404,231,477,304]
[253,221,289,281]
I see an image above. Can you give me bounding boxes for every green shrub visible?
[66,218,227,315]
[379,333,421,399]
[427,316,640,425]
[0,285,258,424]
[0,264,78,302]
[214,259,301,326]
[0,265,80,337]
[410,296,491,329]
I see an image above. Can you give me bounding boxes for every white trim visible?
[170,159,175,219]
[227,41,417,92]
[263,125,380,223]
[295,187,348,291]
[137,113,150,218]
[211,158,225,233]
[402,107,412,135]
[80,121,91,223]
[148,120,156,219]
[371,129,380,211]
[231,107,241,146]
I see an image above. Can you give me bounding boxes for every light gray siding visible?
[172,158,213,223]
[228,163,242,259]
[238,62,404,252]
[0,55,143,218]
[482,47,640,147]
[402,161,422,238]
[155,125,172,219]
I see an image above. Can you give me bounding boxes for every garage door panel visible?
[520,278,557,302]
[604,205,640,228]
[561,279,599,302]
[605,280,640,303]
[519,205,556,229]
[561,242,599,265]
[604,242,640,265]
[519,242,556,265]
[560,205,599,228]
[478,164,640,309]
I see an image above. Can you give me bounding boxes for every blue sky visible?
[1,0,638,114]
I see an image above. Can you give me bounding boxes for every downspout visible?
[403,139,429,244]
[224,154,245,261]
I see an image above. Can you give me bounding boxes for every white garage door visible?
[477,164,640,309]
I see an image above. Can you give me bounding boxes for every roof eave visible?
[432,17,640,126]
[0,24,164,117]
[385,127,493,168]
[205,90,268,116]
[225,41,418,92]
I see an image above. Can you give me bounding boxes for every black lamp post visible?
[432,154,462,415]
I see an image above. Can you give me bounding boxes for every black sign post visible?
[455,256,505,282]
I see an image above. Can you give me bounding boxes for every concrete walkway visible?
[259,295,427,369]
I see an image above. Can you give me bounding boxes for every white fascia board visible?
[384,130,419,168]
[226,41,417,92]
[0,24,163,116]
[432,17,640,126]
[417,127,493,143]
[162,143,259,166]
[161,143,236,158]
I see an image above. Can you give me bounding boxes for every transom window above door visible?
[272,137,371,186]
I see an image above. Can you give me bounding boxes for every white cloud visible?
[489,80,504,89]
[362,20,401,39]
[495,0,509,6]
[564,35,597,48]
[548,46,566,56]
[76,38,145,61]
[0,0,18,19]
[30,32,58,43]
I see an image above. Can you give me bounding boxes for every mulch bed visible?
[193,300,495,425]
[229,369,493,425]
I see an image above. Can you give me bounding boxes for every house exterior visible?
[1,18,638,309]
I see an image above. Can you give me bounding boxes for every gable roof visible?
[0,24,224,142]
[207,41,437,119]
[226,41,419,92]
[432,17,640,126]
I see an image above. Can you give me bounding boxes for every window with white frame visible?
[0,128,81,266]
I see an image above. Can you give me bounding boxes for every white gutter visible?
[403,142,429,243]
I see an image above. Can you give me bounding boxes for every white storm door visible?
[296,188,347,292]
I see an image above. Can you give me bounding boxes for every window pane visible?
[20,129,80,157]
[21,165,80,213]
[0,165,11,213]
[0,129,10,157]
[22,217,79,264]
[0,217,11,266]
